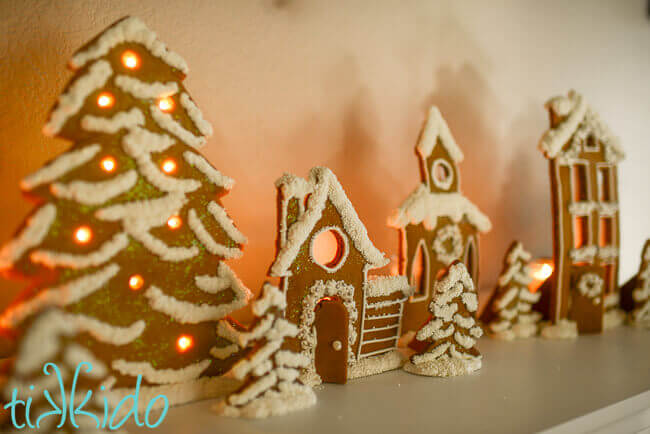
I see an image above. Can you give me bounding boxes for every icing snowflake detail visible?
[576,273,603,305]
[432,224,463,265]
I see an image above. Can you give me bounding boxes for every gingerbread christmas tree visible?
[621,240,650,328]
[215,283,316,418]
[0,17,249,407]
[481,241,542,340]
[404,261,482,377]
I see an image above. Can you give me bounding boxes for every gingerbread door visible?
[569,265,605,333]
[314,298,349,384]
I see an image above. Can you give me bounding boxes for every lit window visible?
[410,241,428,297]
[599,217,613,247]
[311,228,347,272]
[571,163,589,202]
[573,216,590,249]
[597,166,613,202]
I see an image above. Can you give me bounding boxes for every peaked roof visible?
[388,184,491,233]
[538,90,624,163]
[415,106,464,163]
[71,16,188,73]
[270,167,388,277]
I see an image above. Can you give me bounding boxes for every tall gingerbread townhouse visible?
[389,107,491,334]
[539,90,625,334]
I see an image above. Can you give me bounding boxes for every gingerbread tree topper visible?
[481,241,542,340]
[215,283,316,418]
[0,16,249,408]
[404,261,482,377]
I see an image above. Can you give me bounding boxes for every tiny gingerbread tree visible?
[621,240,650,328]
[215,283,316,418]
[404,261,483,377]
[0,17,249,407]
[481,241,542,340]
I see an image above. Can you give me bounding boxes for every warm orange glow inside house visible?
[176,335,193,352]
[410,244,427,296]
[161,158,177,174]
[313,229,344,269]
[100,156,117,172]
[167,216,182,230]
[96,92,115,108]
[528,259,553,293]
[74,226,92,244]
[157,97,175,112]
[128,274,144,291]
[121,50,140,69]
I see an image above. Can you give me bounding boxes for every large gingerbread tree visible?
[0,17,249,407]
[481,241,541,340]
[404,261,483,377]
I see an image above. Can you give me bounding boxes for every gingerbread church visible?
[538,90,625,337]
[269,167,412,385]
[388,106,491,334]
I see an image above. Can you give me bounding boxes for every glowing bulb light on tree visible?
[0,17,251,413]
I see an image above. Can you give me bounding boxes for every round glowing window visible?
[311,227,348,272]
[431,158,454,190]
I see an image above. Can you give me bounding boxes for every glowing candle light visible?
[167,216,182,230]
[96,92,115,108]
[161,158,177,174]
[157,97,175,112]
[529,259,554,293]
[100,156,117,173]
[121,50,140,69]
[176,335,193,352]
[74,226,92,244]
[129,274,144,291]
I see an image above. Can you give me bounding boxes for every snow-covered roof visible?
[270,167,388,277]
[538,90,624,163]
[71,17,188,73]
[415,106,464,163]
[388,184,491,232]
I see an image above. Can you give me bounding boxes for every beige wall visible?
[1,0,649,320]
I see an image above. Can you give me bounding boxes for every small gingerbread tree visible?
[215,283,316,418]
[0,17,249,407]
[481,241,541,340]
[404,261,483,377]
[623,240,650,328]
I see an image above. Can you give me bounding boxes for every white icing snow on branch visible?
[70,17,188,73]
[114,75,178,99]
[0,263,119,328]
[415,106,464,163]
[183,152,234,190]
[43,61,113,136]
[188,209,243,259]
[51,170,138,205]
[0,204,56,270]
[150,105,206,148]
[112,359,211,384]
[82,107,145,133]
[30,232,128,269]
[388,184,492,232]
[21,145,101,190]
[207,201,247,244]
[67,314,145,345]
[180,93,213,137]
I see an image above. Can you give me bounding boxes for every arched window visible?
[464,236,478,285]
[311,227,349,272]
[431,158,454,190]
[410,239,429,301]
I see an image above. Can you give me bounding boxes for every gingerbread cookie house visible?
[538,90,625,336]
[269,167,412,385]
[388,107,491,334]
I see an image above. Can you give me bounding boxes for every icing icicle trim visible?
[43,60,113,136]
[30,232,129,269]
[51,170,138,205]
[112,359,211,384]
[81,107,145,133]
[183,152,235,190]
[188,209,243,259]
[114,75,178,99]
[0,263,119,328]
[150,105,206,148]
[0,204,56,270]
[21,145,101,190]
[180,93,213,137]
[145,285,247,324]
[70,17,189,73]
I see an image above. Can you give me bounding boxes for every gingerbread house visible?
[388,107,491,334]
[538,90,625,335]
[269,167,412,385]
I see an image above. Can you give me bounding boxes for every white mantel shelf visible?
[130,327,650,434]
